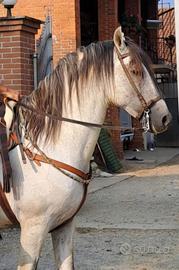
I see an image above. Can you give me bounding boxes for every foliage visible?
[120,14,143,35]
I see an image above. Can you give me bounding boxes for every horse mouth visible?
[150,122,170,135]
[151,112,172,134]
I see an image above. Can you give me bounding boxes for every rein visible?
[17,101,150,133]
[18,102,122,130]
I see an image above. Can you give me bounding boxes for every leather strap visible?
[24,148,91,182]
[115,48,161,114]
[0,84,160,129]
[0,182,19,225]
[0,85,20,101]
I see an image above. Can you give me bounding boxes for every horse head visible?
[112,26,171,134]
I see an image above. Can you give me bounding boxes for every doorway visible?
[80,0,98,46]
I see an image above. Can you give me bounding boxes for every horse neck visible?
[43,85,107,172]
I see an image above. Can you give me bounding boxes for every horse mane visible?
[21,40,114,145]
[20,37,156,145]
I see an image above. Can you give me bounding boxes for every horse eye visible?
[131,69,137,75]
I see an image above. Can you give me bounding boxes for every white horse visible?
[0,27,171,270]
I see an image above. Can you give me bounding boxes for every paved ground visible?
[1,147,179,269]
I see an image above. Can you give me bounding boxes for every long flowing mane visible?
[20,38,155,145]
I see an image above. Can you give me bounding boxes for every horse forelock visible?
[21,40,115,145]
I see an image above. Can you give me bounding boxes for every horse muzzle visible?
[149,99,172,134]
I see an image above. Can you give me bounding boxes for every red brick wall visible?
[129,119,143,150]
[52,0,80,64]
[0,0,80,66]
[98,0,118,40]
[125,0,141,19]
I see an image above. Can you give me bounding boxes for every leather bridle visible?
[115,48,161,117]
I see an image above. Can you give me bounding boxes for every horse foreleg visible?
[17,221,47,270]
[51,218,75,270]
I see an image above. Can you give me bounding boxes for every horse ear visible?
[113,26,127,53]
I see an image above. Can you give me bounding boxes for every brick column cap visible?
[0,16,43,34]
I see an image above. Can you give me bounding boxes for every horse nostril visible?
[162,115,167,126]
[162,114,171,127]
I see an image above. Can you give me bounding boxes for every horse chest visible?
[18,167,84,225]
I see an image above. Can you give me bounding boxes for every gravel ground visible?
[1,227,179,270]
[1,153,179,270]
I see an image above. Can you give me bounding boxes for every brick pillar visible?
[98,0,124,159]
[129,118,144,150]
[106,105,124,160]
[0,16,41,96]
[125,0,141,18]
[52,0,80,65]
[98,0,118,41]
[122,0,144,151]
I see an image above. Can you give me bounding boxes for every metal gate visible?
[34,15,53,88]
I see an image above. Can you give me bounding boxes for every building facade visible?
[0,0,159,158]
